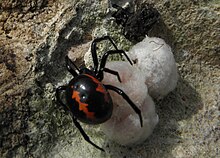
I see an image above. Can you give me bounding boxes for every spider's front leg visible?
[97,49,133,81]
[91,36,119,73]
[102,67,122,82]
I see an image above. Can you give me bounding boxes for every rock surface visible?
[0,0,219,157]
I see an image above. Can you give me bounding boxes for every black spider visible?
[56,36,143,151]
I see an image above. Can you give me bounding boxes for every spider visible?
[56,36,143,152]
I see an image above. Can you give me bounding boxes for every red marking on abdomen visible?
[84,74,105,93]
[72,91,95,119]
[84,74,109,102]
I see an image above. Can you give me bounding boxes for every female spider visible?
[56,36,143,152]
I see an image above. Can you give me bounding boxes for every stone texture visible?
[0,0,219,157]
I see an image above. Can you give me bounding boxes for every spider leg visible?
[104,84,143,127]
[103,67,121,82]
[97,50,133,81]
[91,36,119,73]
[56,86,105,151]
[72,116,105,152]
[65,56,79,77]
[56,86,69,112]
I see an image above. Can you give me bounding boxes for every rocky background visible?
[0,0,219,157]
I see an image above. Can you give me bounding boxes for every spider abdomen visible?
[66,74,113,124]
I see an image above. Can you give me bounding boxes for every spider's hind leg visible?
[72,117,105,152]
[56,86,105,152]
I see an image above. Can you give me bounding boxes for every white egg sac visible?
[101,61,159,146]
[128,35,178,99]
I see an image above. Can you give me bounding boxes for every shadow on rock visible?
[105,77,203,157]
